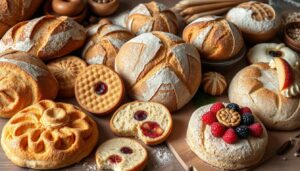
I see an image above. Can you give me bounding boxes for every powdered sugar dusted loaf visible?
[115,31,201,112]
[0,15,86,61]
[126,1,178,35]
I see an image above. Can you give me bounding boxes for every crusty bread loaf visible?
[0,0,42,38]
[1,100,99,169]
[226,1,281,43]
[110,101,173,145]
[82,21,134,69]
[0,15,86,61]
[187,103,268,170]
[228,63,300,130]
[126,1,178,35]
[115,31,201,112]
[0,51,58,118]
[96,138,147,171]
[183,16,244,61]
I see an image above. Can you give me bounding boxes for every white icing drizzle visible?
[87,55,105,65]
[129,4,151,16]
[0,58,47,81]
[142,67,190,109]
[226,7,279,33]
[193,25,212,48]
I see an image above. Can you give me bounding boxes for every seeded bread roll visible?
[226,1,281,43]
[126,1,178,35]
[183,16,244,61]
[82,21,134,69]
[0,0,42,38]
[228,63,300,130]
[0,15,86,61]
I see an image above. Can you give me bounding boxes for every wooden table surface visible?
[0,0,300,171]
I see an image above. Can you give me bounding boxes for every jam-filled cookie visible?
[96,138,147,171]
[1,100,99,169]
[110,101,173,145]
[47,56,87,98]
[75,64,124,115]
[187,102,268,170]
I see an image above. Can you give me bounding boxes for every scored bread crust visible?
[110,101,173,145]
[126,1,178,35]
[182,16,244,61]
[187,104,268,170]
[0,51,58,118]
[0,15,86,61]
[228,63,300,130]
[95,138,148,171]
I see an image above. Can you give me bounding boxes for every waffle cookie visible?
[47,56,87,98]
[110,101,173,145]
[75,64,124,115]
[1,100,99,169]
[96,138,148,171]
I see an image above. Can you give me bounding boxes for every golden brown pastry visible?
[0,51,58,118]
[183,16,244,61]
[47,56,87,98]
[202,72,227,96]
[0,15,86,61]
[126,1,178,35]
[1,100,99,169]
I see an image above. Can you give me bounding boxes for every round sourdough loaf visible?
[183,16,244,61]
[0,51,58,118]
[126,1,178,35]
[187,104,268,170]
[226,1,281,43]
[82,21,134,69]
[0,15,86,61]
[228,63,300,130]
[115,31,201,112]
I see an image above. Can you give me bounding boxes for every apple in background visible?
[272,58,294,90]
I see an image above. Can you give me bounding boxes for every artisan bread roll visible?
[183,16,244,61]
[187,103,268,170]
[0,51,58,118]
[226,1,281,43]
[0,0,42,37]
[82,21,135,69]
[0,15,86,61]
[126,1,178,35]
[228,63,300,130]
[115,31,201,112]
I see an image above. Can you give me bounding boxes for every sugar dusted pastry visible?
[1,100,99,169]
[229,63,300,130]
[182,16,244,61]
[82,20,134,69]
[110,101,172,145]
[96,138,147,171]
[187,102,268,170]
[0,15,86,61]
[0,51,58,118]
[115,31,201,112]
[202,72,227,96]
[226,1,281,43]
[47,56,87,98]
[126,1,178,35]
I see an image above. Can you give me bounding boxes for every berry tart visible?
[187,102,268,170]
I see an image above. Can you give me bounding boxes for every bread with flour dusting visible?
[126,1,178,35]
[115,31,201,112]
[183,16,244,61]
[226,1,281,43]
[0,0,42,38]
[0,51,58,118]
[229,63,300,130]
[0,15,86,61]
[187,103,268,170]
[82,21,134,69]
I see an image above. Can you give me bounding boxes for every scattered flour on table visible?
[81,158,97,171]
[150,145,173,168]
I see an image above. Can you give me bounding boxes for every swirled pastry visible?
[1,100,99,169]
[0,51,58,118]
[202,72,227,96]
